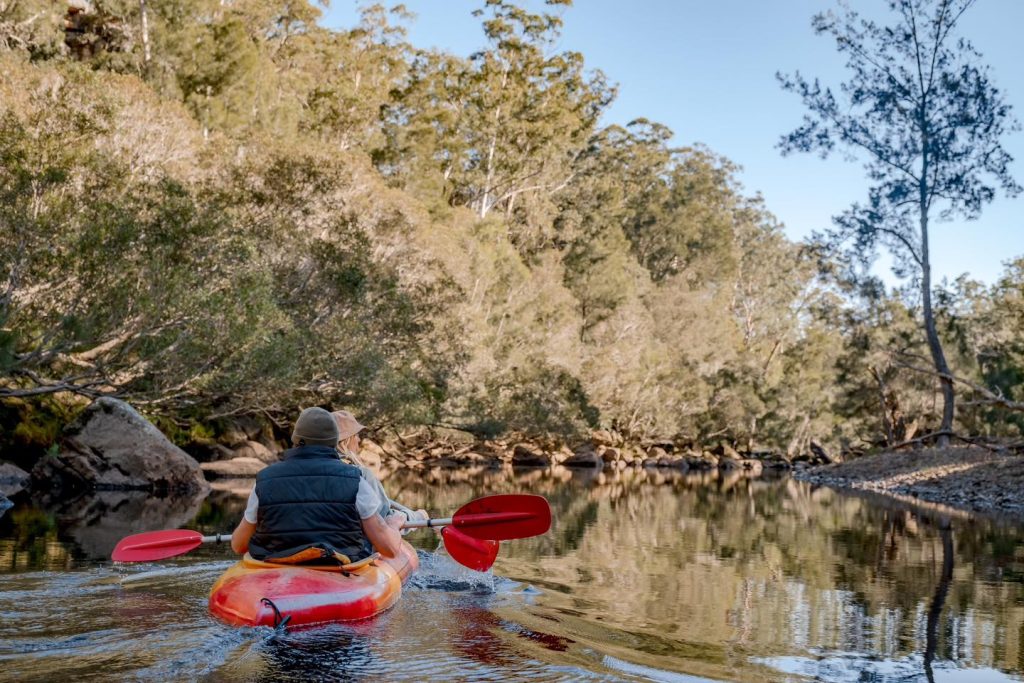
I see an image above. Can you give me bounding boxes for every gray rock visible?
[511,443,550,467]
[33,397,209,494]
[0,463,30,497]
[718,443,742,460]
[200,457,267,478]
[231,440,278,464]
[562,448,603,468]
[647,446,668,460]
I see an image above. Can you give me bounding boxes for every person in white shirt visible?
[230,407,408,563]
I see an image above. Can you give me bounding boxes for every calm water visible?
[1,466,1023,682]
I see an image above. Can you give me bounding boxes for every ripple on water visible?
[2,472,1024,682]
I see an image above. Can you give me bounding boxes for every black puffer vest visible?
[247,445,368,562]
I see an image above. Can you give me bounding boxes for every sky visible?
[320,0,1024,287]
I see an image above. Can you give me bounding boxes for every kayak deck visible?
[209,543,419,628]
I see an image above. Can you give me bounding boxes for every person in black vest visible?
[230,407,407,563]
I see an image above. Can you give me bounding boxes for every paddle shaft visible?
[389,499,532,530]
[402,511,533,529]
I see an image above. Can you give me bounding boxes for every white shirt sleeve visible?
[356,478,383,519]
[243,488,259,524]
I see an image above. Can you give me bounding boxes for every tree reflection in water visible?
[0,464,1022,682]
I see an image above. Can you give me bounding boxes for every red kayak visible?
[208,542,419,628]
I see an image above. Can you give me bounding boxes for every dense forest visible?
[1,0,1022,458]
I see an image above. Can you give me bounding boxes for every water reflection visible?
[0,465,1021,682]
[379,466,1024,682]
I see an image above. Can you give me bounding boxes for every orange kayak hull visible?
[208,543,419,628]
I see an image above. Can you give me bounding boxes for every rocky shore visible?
[794,447,1024,520]
[3,397,834,509]
[194,424,818,481]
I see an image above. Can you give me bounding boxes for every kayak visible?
[208,542,419,628]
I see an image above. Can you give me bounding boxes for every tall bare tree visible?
[779,0,1020,444]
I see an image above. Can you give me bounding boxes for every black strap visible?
[260,597,292,631]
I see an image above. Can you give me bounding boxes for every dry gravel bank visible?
[794,447,1024,519]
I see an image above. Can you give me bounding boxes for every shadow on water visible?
[0,464,1022,682]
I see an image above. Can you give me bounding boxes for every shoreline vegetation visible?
[2,0,1023,520]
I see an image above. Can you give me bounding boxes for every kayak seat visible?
[242,552,379,573]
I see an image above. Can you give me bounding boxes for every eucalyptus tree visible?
[779,0,1019,442]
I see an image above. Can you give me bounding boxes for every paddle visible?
[111,529,229,563]
[389,500,501,572]
[398,494,551,541]
[440,526,499,572]
[111,494,550,565]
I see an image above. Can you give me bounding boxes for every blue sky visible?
[320,1,1024,287]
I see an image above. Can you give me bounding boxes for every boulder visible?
[718,443,742,461]
[740,459,764,475]
[551,446,574,465]
[231,440,278,464]
[0,463,30,497]
[200,457,267,478]
[449,451,499,467]
[562,447,603,468]
[810,441,836,465]
[218,415,264,447]
[33,397,208,494]
[511,443,550,467]
[590,429,621,447]
[600,447,621,463]
[646,446,668,461]
[256,432,284,456]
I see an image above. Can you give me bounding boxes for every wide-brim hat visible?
[331,410,365,441]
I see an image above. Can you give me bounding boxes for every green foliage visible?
[3,0,1019,454]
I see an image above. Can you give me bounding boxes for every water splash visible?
[409,546,498,593]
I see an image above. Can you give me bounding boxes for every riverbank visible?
[794,447,1024,520]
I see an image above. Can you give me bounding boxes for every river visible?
[1,466,1022,682]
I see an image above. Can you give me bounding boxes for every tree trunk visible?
[919,128,955,446]
[479,65,510,219]
[139,0,151,67]
[869,366,895,446]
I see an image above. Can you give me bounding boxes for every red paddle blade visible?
[111,529,204,563]
[452,494,551,541]
[442,526,499,572]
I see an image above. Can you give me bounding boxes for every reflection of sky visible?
[603,654,716,682]
[754,580,1014,674]
[321,0,1024,288]
[756,653,1022,682]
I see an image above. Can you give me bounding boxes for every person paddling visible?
[230,407,408,564]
